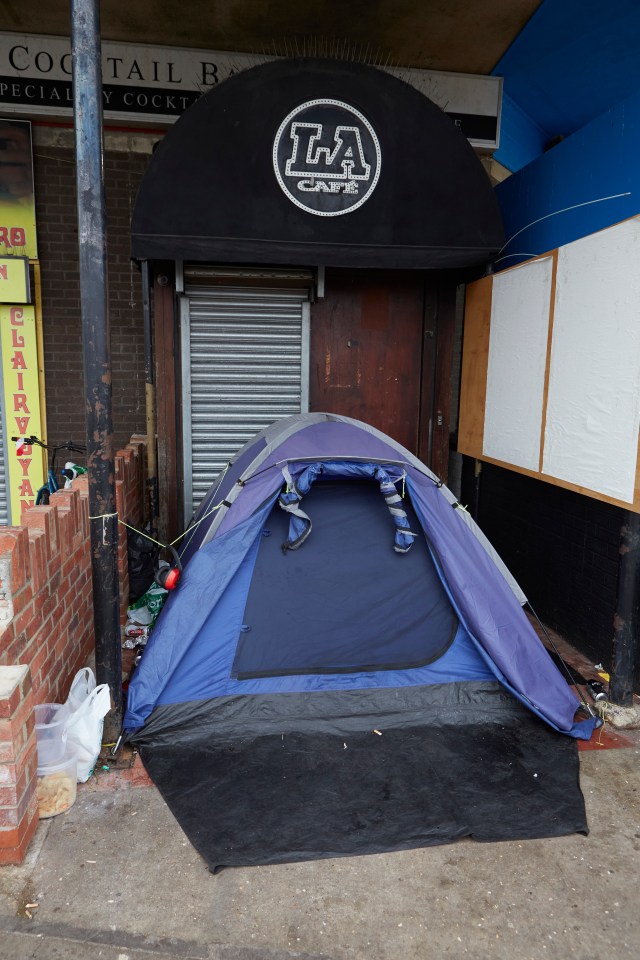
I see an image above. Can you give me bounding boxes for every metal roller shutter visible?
[181,273,310,517]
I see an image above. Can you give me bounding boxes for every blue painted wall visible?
[493,0,640,171]
[495,87,640,268]
[494,93,550,175]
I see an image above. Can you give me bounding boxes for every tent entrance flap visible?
[231,480,457,680]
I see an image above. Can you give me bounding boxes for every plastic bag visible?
[127,581,168,628]
[65,669,111,782]
[66,667,96,713]
[127,526,159,602]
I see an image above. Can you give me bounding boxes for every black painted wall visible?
[474,463,624,670]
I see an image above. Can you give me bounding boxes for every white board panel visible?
[542,217,640,502]
[483,256,553,470]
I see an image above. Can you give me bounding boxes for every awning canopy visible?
[131,58,504,270]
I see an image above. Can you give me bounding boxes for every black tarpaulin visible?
[133,682,587,872]
[131,58,504,269]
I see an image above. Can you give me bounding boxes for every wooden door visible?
[310,268,450,466]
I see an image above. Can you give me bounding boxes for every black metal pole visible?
[71,0,122,740]
[609,511,640,706]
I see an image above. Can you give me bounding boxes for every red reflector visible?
[164,567,181,590]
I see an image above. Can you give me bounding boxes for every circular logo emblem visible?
[273,99,382,217]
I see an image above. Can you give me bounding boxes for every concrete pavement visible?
[1,745,639,960]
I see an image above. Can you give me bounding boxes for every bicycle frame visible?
[11,435,87,506]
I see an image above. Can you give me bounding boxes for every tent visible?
[126,413,597,871]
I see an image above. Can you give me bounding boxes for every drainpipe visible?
[141,261,159,534]
[71,0,122,740]
[609,512,640,706]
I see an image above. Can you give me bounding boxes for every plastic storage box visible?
[36,746,77,818]
[35,702,70,765]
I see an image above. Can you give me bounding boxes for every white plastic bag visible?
[66,667,96,713]
[65,670,111,782]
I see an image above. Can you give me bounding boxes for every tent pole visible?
[609,511,640,706]
[70,0,122,740]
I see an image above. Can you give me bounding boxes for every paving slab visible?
[1,748,639,960]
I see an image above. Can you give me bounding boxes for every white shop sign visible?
[0,33,501,148]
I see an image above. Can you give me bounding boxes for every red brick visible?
[0,528,30,593]
[20,668,32,701]
[0,694,34,744]
[0,666,31,715]
[40,594,57,622]
[74,476,89,498]
[0,713,32,763]
[3,633,20,658]
[0,802,21,827]
[9,584,34,618]
[29,645,47,680]
[22,505,58,554]
[50,488,81,551]
[27,531,47,593]
[0,748,36,805]
[0,741,16,763]
[0,685,20,720]
[56,607,72,636]
[0,622,16,658]
[53,634,68,661]
[55,510,73,556]
[60,556,75,582]
[0,737,36,786]
[0,795,38,864]
[11,601,35,639]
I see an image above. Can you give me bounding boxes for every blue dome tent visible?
[126,414,597,871]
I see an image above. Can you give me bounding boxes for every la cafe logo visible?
[273,99,382,217]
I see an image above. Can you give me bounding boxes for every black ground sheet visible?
[134,682,588,871]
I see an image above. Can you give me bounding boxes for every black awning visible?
[131,58,504,270]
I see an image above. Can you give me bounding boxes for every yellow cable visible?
[88,461,233,552]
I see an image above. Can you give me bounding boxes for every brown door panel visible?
[310,269,427,455]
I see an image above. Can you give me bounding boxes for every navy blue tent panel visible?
[233,481,456,679]
[126,414,597,870]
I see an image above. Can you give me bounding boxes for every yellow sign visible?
[0,119,37,260]
[0,304,44,519]
[0,256,30,303]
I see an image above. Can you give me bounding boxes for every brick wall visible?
[0,484,93,706]
[0,666,38,864]
[477,463,624,669]
[0,437,146,697]
[0,437,146,863]
[33,130,152,452]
